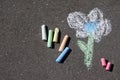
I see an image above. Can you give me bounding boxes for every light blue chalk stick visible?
[56,47,71,63]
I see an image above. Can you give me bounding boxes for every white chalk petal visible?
[103,19,112,36]
[88,8,103,22]
[94,33,102,43]
[67,12,87,29]
[93,19,112,43]
[76,30,88,38]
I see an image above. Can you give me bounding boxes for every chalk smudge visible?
[67,8,112,69]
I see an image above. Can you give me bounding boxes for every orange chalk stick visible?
[58,35,69,52]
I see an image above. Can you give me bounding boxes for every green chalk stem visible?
[47,30,53,48]
[77,35,94,70]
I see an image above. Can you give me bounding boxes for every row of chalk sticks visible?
[41,24,71,63]
[42,24,113,71]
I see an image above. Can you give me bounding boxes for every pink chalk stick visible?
[106,62,111,71]
[101,58,107,67]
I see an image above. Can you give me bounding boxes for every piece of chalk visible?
[47,30,53,48]
[101,58,107,67]
[53,28,59,42]
[41,24,47,40]
[106,62,111,71]
[56,47,71,63]
[58,35,69,52]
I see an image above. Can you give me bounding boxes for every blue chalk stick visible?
[56,47,71,63]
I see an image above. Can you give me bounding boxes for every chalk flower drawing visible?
[67,8,112,69]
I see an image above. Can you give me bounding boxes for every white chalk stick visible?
[41,24,47,40]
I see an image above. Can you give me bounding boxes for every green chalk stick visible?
[47,30,53,48]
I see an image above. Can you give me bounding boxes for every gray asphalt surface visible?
[0,0,120,80]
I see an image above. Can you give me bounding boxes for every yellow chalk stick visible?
[53,28,59,42]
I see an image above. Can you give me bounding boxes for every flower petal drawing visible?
[88,8,103,22]
[76,29,88,38]
[67,7,112,43]
[67,12,87,29]
[94,19,112,43]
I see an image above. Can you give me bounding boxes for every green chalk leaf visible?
[77,40,88,53]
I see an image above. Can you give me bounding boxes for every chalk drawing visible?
[67,8,112,69]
